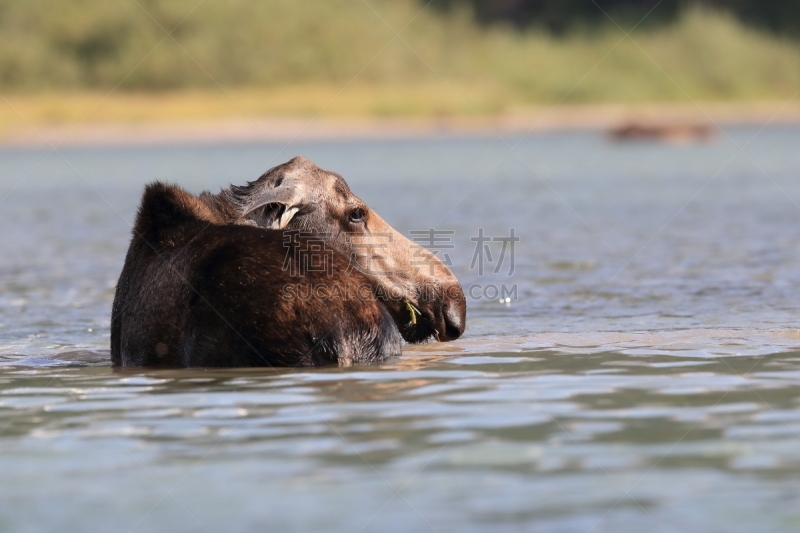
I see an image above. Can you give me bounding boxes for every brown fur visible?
[111,182,401,367]
[111,157,466,367]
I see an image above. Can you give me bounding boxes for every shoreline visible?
[2,101,800,148]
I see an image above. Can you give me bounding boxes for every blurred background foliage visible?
[0,0,798,111]
[432,1,800,36]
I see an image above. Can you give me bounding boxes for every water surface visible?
[2,127,800,531]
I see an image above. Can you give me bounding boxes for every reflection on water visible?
[2,347,800,532]
[2,127,800,531]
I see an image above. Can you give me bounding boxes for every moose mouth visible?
[387,294,465,344]
[397,299,436,344]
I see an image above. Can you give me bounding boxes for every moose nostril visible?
[442,297,466,341]
[445,321,462,341]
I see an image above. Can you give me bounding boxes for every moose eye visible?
[349,208,365,223]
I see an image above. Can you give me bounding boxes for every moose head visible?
[202,156,466,343]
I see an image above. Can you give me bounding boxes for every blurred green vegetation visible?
[0,0,799,109]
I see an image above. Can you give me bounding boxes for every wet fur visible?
[111,182,401,367]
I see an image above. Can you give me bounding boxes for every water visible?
[2,126,800,532]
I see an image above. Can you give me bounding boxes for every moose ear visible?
[238,177,303,230]
[244,203,299,229]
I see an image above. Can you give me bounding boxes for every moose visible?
[111,156,466,367]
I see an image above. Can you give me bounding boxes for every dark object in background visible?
[609,121,716,142]
[430,0,800,36]
[430,0,677,32]
[705,0,800,36]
